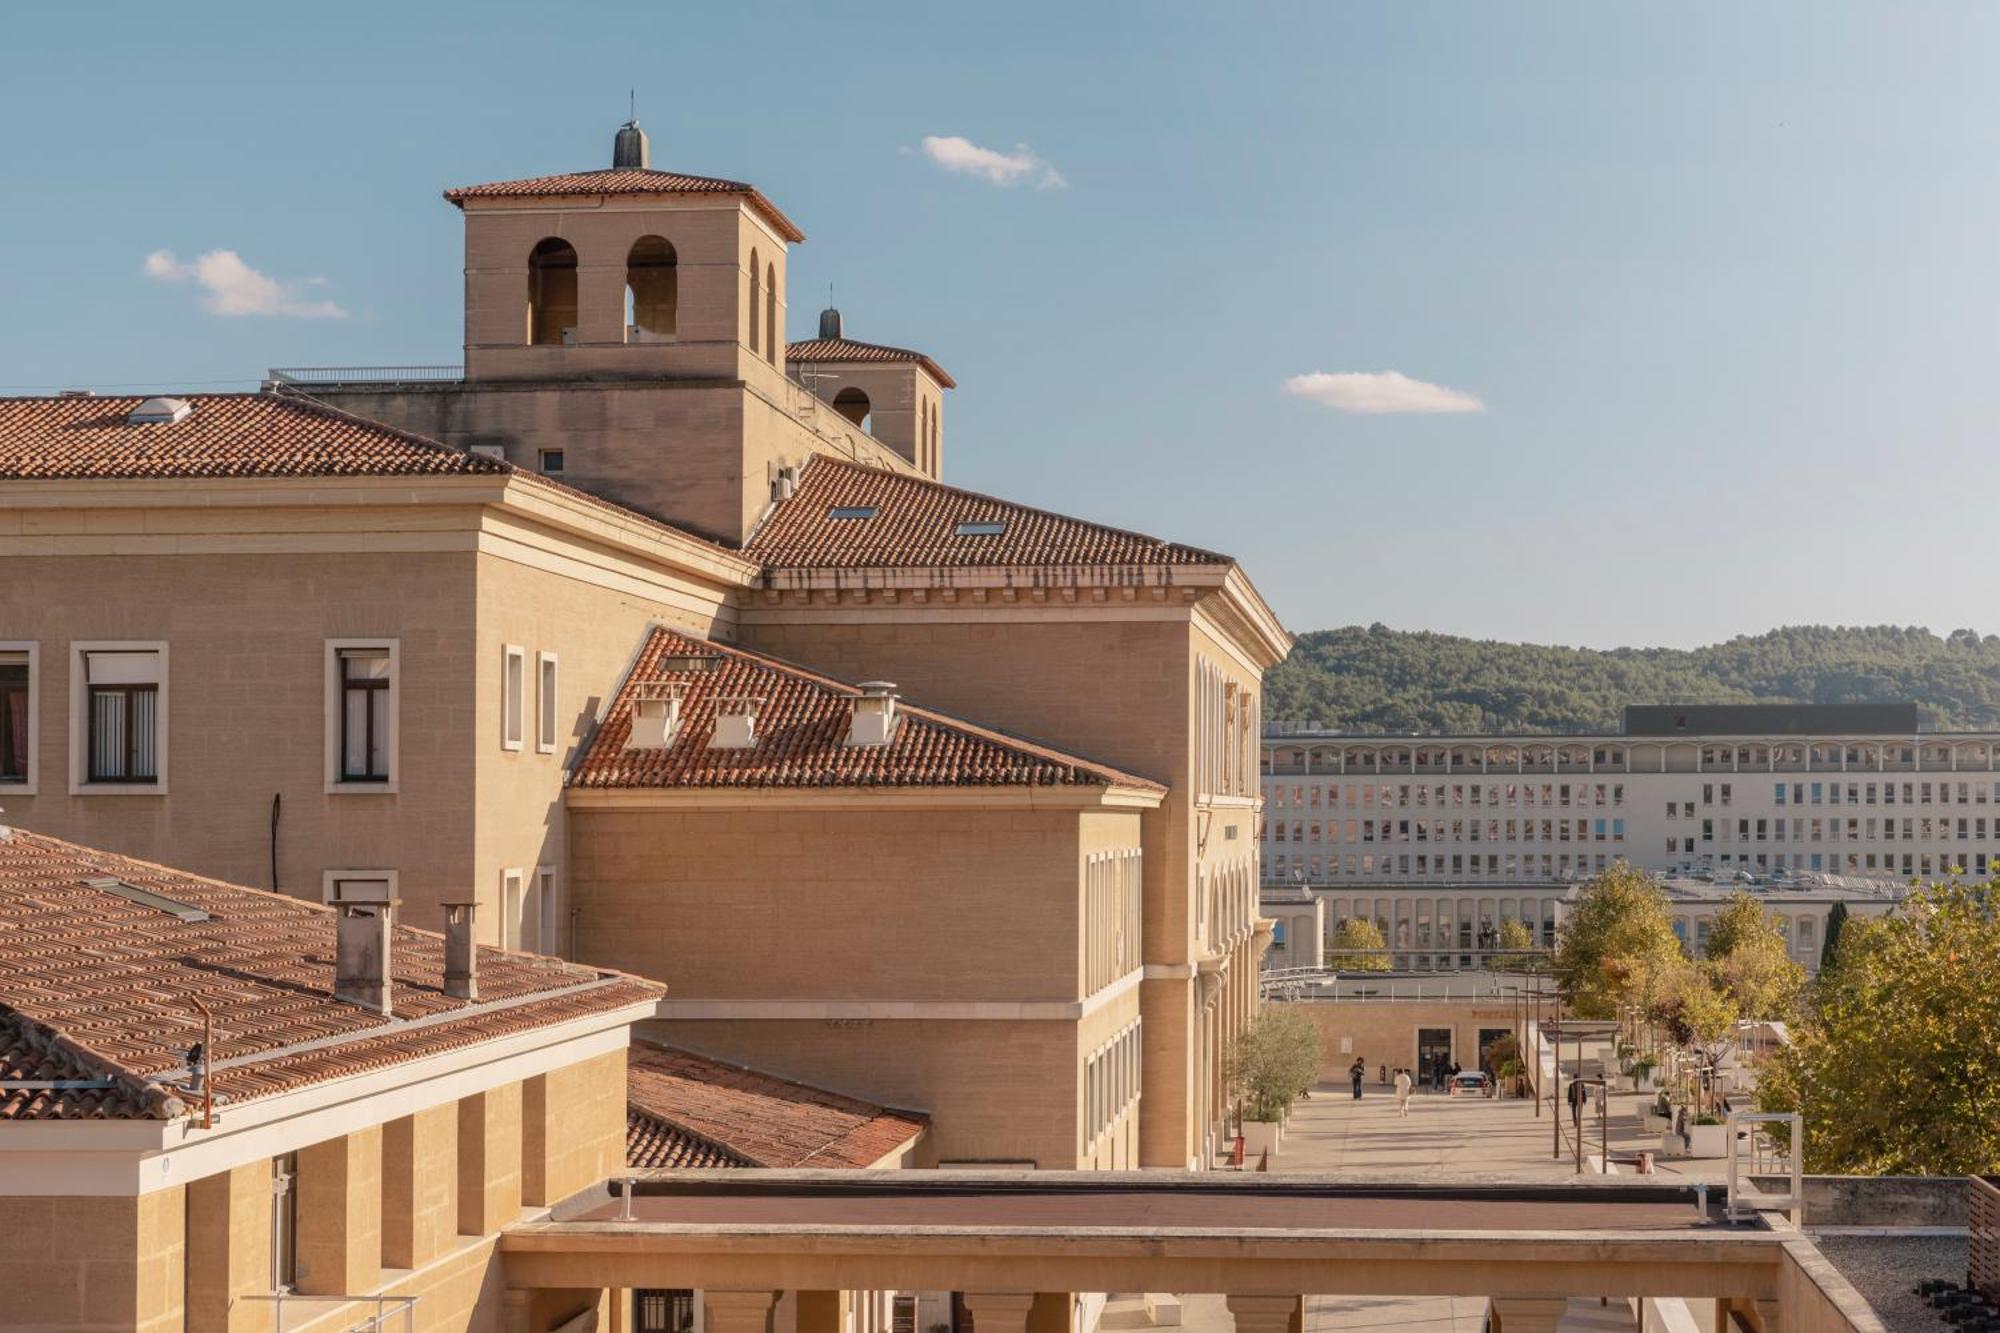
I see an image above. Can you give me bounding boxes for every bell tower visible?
[446,121,804,384]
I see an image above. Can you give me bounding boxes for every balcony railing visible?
[266,365,463,385]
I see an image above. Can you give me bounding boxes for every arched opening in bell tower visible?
[527,238,579,346]
[625,236,678,341]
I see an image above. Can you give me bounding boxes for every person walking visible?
[1567,1075,1588,1135]
[1393,1067,1413,1117]
[1350,1058,1366,1100]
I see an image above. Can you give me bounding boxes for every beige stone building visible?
[0,825,652,1332]
[0,121,1289,1171]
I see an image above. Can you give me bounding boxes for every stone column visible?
[1028,1293,1076,1333]
[458,1082,524,1235]
[185,1162,272,1332]
[1488,1297,1570,1333]
[1755,1297,1785,1333]
[962,1292,1037,1333]
[705,1290,780,1333]
[797,1290,850,1333]
[296,1125,383,1296]
[503,1289,533,1333]
[1227,1294,1303,1333]
[383,1104,457,1269]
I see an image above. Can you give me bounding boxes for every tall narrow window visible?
[624,235,677,341]
[326,641,397,791]
[501,868,526,950]
[536,864,559,956]
[536,651,560,753]
[527,238,579,346]
[272,1153,299,1293]
[82,648,162,785]
[765,262,778,363]
[0,646,31,787]
[502,646,525,750]
[338,648,391,782]
[748,248,761,353]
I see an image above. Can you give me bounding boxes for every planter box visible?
[1687,1123,1729,1157]
[1243,1120,1281,1159]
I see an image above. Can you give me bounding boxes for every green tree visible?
[1228,1007,1324,1122]
[1758,882,2000,1174]
[1551,863,1682,1018]
[1329,916,1391,971]
[1820,901,1848,974]
[1704,893,1805,1020]
[1495,918,1539,972]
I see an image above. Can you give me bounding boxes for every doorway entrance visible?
[1416,1028,1452,1089]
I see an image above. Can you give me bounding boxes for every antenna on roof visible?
[630,88,636,122]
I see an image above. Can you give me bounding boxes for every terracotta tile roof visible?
[626,1042,926,1168]
[786,337,956,389]
[0,392,510,482]
[570,627,1164,793]
[444,168,805,242]
[0,829,661,1120]
[627,1109,755,1169]
[746,456,1231,571]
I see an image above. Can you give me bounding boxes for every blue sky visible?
[5,2,1997,649]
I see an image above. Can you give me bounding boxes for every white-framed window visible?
[69,642,167,794]
[536,651,559,754]
[322,869,397,905]
[536,863,559,956]
[0,642,38,793]
[501,645,525,751]
[325,639,398,792]
[500,868,527,950]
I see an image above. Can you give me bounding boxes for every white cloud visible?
[143,248,347,319]
[1282,370,1484,415]
[918,135,1067,189]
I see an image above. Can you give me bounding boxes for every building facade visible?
[1265,704,2000,887]
[0,121,1287,1171]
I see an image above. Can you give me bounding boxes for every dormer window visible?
[828,505,879,521]
[711,695,763,750]
[954,521,1005,537]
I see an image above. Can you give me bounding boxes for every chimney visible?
[442,899,479,1001]
[818,306,843,340]
[335,901,395,1015]
[613,119,650,170]
[848,681,900,747]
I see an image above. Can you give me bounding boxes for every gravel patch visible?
[1811,1234,1972,1333]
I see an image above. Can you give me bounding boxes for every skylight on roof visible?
[83,877,211,923]
[828,505,879,520]
[954,521,1006,537]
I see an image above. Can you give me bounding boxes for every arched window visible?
[764,262,778,363]
[748,248,761,354]
[919,399,930,469]
[624,236,677,341]
[527,238,578,346]
[832,387,871,431]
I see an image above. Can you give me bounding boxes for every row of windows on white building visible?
[1268,781,1627,811]
[1269,817,1628,845]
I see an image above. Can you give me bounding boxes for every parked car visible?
[1450,1070,1493,1097]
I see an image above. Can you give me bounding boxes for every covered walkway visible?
[498,1170,1876,1333]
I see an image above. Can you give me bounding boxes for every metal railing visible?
[1262,966,1552,1002]
[241,1292,418,1331]
[266,365,463,385]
